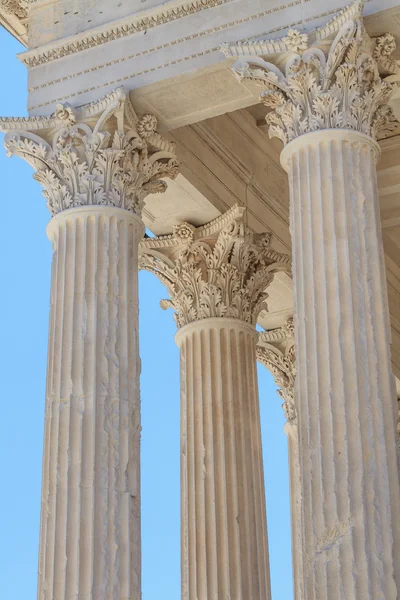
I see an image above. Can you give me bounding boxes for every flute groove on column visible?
[140,205,291,600]
[285,131,400,600]
[1,87,180,600]
[177,319,270,600]
[232,15,400,596]
[40,207,143,600]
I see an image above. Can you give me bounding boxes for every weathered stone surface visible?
[176,317,271,600]
[1,88,179,218]
[41,206,144,599]
[281,128,400,599]
[1,88,178,600]
[140,207,290,599]
[139,204,290,328]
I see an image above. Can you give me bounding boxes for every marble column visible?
[1,88,179,599]
[140,207,291,600]
[257,320,302,600]
[233,13,400,600]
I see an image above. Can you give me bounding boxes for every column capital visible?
[226,0,399,145]
[0,87,179,217]
[257,318,297,423]
[139,205,291,329]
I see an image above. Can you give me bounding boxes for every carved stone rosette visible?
[257,317,296,422]
[139,205,291,328]
[227,0,399,144]
[1,87,179,218]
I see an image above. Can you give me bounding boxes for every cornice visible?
[25,1,383,112]
[20,0,237,68]
[25,5,354,98]
[19,0,344,70]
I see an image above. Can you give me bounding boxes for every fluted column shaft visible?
[283,419,303,600]
[282,129,400,599]
[176,318,271,600]
[39,206,144,600]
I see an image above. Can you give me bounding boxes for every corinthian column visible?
[230,3,400,598]
[0,88,179,599]
[256,320,302,600]
[140,206,291,600]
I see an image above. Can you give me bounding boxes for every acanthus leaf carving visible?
[257,317,297,421]
[231,2,399,144]
[139,205,291,328]
[3,88,179,217]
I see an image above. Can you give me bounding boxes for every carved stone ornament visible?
[373,33,399,77]
[257,318,297,421]
[1,0,28,19]
[0,87,179,217]
[226,0,399,144]
[139,205,291,328]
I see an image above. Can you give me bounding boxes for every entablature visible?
[1,0,397,120]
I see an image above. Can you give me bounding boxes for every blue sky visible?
[0,26,292,599]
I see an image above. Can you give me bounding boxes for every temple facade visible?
[1,0,400,598]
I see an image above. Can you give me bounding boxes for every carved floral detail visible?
[173,222,196,243]
[282,29,308,54]
[136,114,158,139]
[257,318,296,421]
[139,206,290,328]
[4,89,179,217]
[283,316,295,338]
[233,8,399,143]
[373,33,399,76]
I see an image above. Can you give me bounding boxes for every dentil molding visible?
[228,0,400,144]
[0,87,179,217]
[139,205,291,328]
